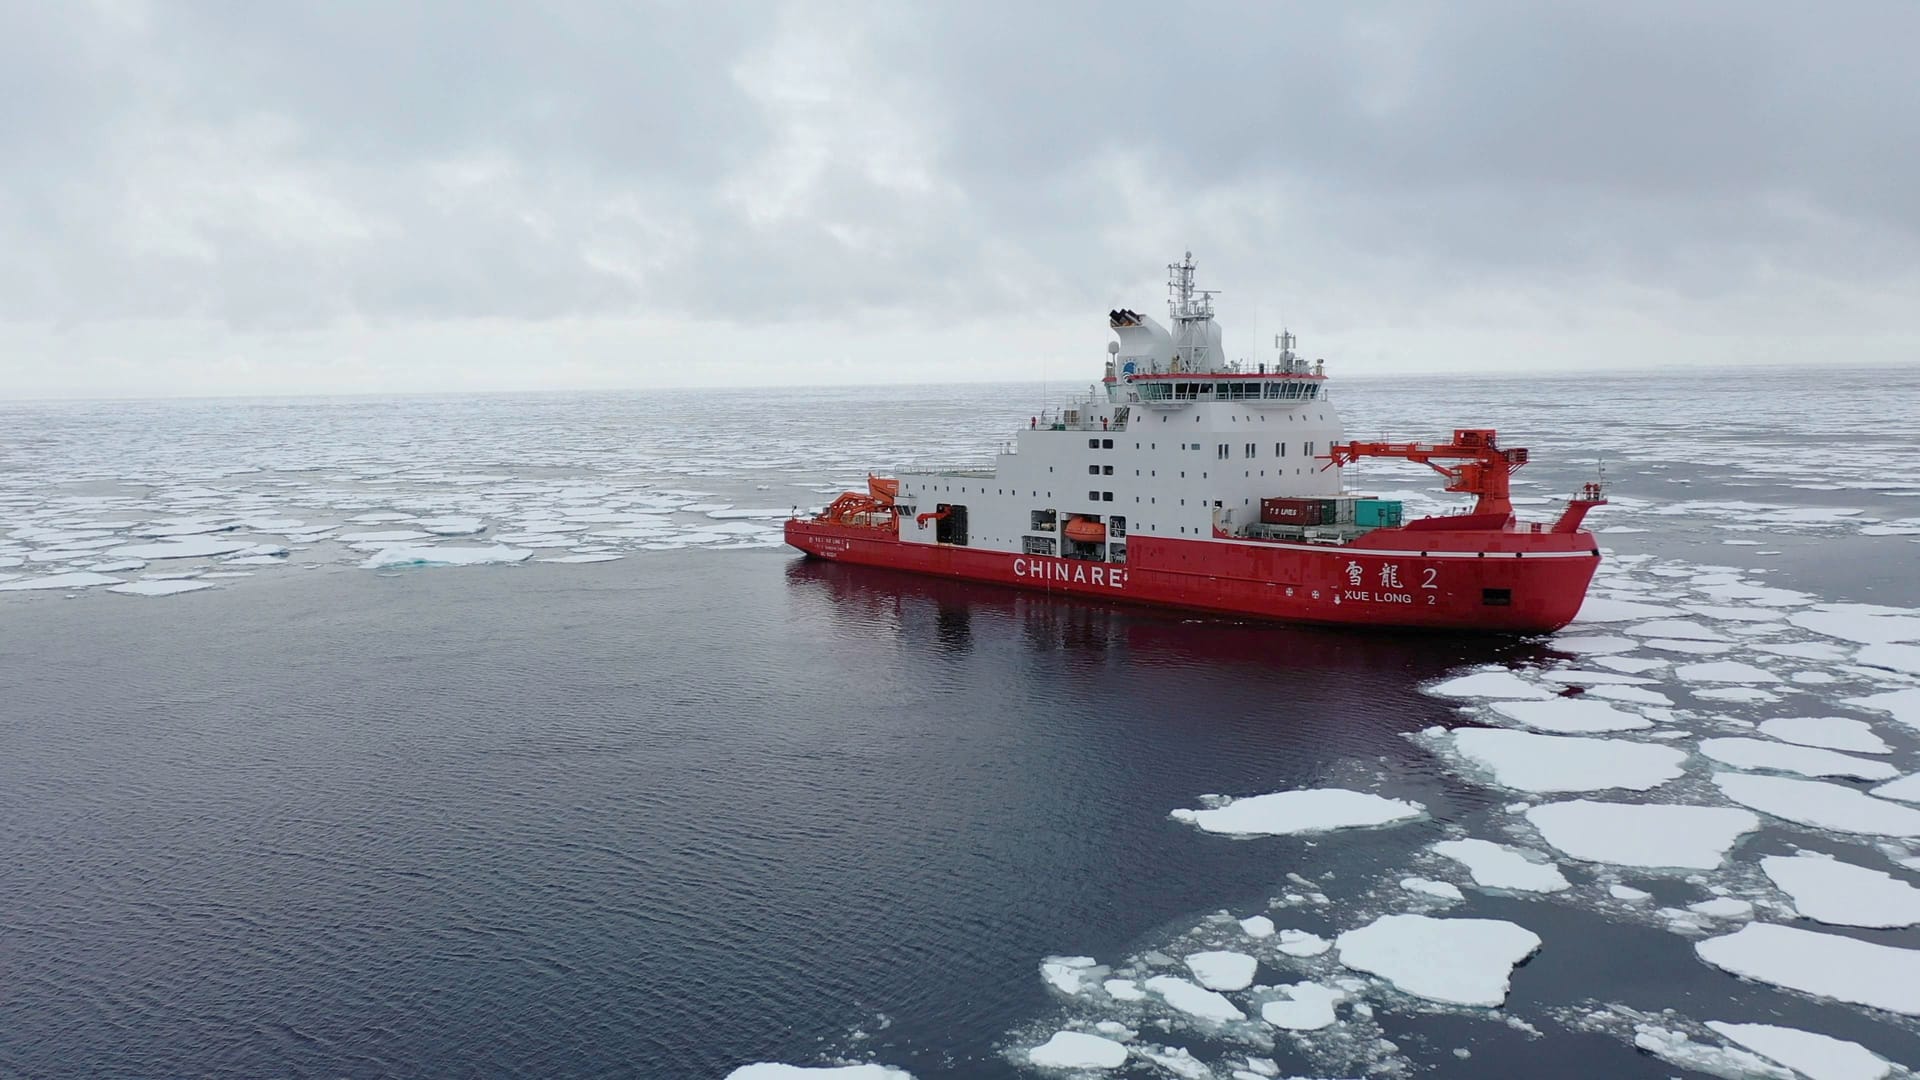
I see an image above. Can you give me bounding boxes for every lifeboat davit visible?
[1063,516,1106,543]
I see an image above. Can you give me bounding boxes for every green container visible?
[1355,499,1403,527]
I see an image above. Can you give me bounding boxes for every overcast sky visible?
[3,1,1917,398]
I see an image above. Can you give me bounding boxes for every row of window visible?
[1135,381,1323,401]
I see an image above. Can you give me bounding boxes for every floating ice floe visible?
[1333,914,1540,1007]
[1760,854,1920,928]
[1142,975,1245,1021]
[1695,922,1920,1016]
[1401,877,1464,900]
[1169,788,1424,837]
[1625,619,1730,641]
[104,536,255,560]
[1184,950,1258,991]
[0,571,124,591]
[107,580,216,596]
[1572,597,1677,622]
[1585,684,1675,706]
[1704,1021,1895,1080]
[1789,607,1920,645]
[1696,737,1898,781]
[1549,634,1639,655]
[1712,773,1920,837]
[1432,838,1571,893]
[1102,978,1145,1001]
[1875,774,1920,804]
[1040,956,1097,995]
[417,517,486,536]
[1446,729,1686,793]
[726,1065,913,1080]
[341,528,431,542]
[1238,915,1274,939]
[1675,660,1780,683]
[1425,670,1553,700]
[1857,643,1920,676]
[1488,698,1652,733]
[1758,717,1892,755]
[1275,930,1331,957]
[1525,801,1758,869]
[1259,982,1347,1031]
[361,545,534,569]
[1630,1025,1794,1079]
[1845,688,1920,732]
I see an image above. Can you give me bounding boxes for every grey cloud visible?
[1,1,1917,349]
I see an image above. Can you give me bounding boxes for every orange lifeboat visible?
[1063,516,1106,543]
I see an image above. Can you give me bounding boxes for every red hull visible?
[784,520,1600,633]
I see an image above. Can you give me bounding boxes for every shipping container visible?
[1355,499,1404,528]
[1260,497,1324,526]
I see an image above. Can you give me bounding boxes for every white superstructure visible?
[893,254,1346,561]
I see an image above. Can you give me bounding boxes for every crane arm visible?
[1323,428,1528,518]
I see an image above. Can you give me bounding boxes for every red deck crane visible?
[1323,428,1529,519]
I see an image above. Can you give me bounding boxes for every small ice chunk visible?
[1688,897,1754,919]
[1142,976,1246,1022]
[1433,838,1571,892]
[1676,661,1780,683]
[1426,670,1553,699]
[108,580,216,597]
[1488,698,1652,733]
[1401,877,1464,900]
[1695,923,1920,1015]
[1713,773,1920,837]
[1526,800,1758,869]
[1184,950,1257,991]
[361,545,533,569]
[1169,788,1424,836]
[1697,737,1897,781]
[1259,982,1346,1031]
[1334,914,1541,1007]
[1238,915,1275,939]
[1757,717,1892,755]
[1705,1021,1894,1080]
[1103,979,1145,1001]
[1761,854,1920,928]
[1276,930,1331,957]
[1448,728,1686,793]
[1027,1031,1129,1070]
[1609,884,1651,901]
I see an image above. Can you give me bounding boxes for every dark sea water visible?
[4,367,1920,1078]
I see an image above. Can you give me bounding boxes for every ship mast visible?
[1167,251,1219,371]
